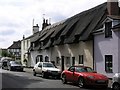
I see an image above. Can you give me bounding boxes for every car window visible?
[76,67,94,72]
[76,67,86,72]
[38,63,42,67]
[10,61,21,65]
[86,67,94,72]
[43,63,55,68]
[68,66,75,71]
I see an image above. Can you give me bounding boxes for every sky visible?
[0,0,107,48]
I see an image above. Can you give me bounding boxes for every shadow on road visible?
[35,74,61,80]
[2,72,43,88]
[64,82,112,90]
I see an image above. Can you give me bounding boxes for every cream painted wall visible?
[50,41,93,70]
[30,49,51,67]
[21,39,31,66]
[29,40,93,69]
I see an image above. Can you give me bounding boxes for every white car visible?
[112,73,120,90]
[33,62,61,78]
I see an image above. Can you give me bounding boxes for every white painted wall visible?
[30,48,51,67]
[21,39,31,66]
[94,30,119,78]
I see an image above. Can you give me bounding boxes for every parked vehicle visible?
[7,61,24,71]
[1,60,9,70]
[1,57,12,69]
[61,65,108,88]
[33,62,61,78]
[112,73,120,90]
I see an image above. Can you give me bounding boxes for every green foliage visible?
[1,50,9,57]
[1,50,15,59]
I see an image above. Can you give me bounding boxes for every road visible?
[0,68,112,90]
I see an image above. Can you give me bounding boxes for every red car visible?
[61,65,108,88]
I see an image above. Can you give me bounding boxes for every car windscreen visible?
[76,67,94,72]
[10,61,22,65]
[43,63,55,68]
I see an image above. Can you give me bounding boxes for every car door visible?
[35,63,41,73]
[72,67,80,82]
[65,66,75,82]
[36,63,42,74]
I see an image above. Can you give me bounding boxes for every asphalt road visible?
[0,68,112,90]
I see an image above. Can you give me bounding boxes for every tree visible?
[2,50,9,57]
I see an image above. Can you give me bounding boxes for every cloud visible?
[0,29,15,36]
[0,0,106,48]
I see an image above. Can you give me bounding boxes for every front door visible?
[61,56,64,71]
[72,57,75,66]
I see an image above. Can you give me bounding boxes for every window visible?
[36,55,43,63]
[79,55,83,64]
[40,55,43,62]
[72,57,75,66]
[105,21,112,38]
[56,57,60,65]
[66,57,71,67]
[36,58,39,64]
[105,55,113,73]
[45,56,49,62]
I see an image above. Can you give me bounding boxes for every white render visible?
[21,39,31,66]
[94,29,120,78]
[50,41,93,70]
[29,40,93,70]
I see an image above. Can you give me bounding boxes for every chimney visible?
[23,35,25,39]
[33,24,39,34]
[107,0,119,15]
[49,18,51,25]
[42,19,49,30]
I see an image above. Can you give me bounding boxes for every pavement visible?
[24,67,33,73]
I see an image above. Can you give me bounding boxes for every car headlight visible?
[87,76,95,79]
[46,70,51,72]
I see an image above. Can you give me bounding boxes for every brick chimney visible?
[107,0,119,15]
[33,24,39,34]
[42,18,49,30]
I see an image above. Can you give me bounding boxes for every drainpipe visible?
[93,36,96,71]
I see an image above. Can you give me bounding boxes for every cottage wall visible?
[94,30,119,78]
[21,39,31,66]
[30,51,39,67]
[30,49,51,67]
[50,41,93,70]
[118,30,120,73]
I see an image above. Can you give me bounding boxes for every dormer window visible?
[105,21,112,38]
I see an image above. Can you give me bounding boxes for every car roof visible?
[72,65,91,68]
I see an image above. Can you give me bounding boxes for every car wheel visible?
[33,70,36,76]
[78,77,85,88]
[42,72,46,78]
[61,74,67,84]
[20,69,23,72]
[112,83,120,90]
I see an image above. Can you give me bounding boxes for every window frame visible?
[105,21,112,38]
[79,55,84,65]
[105,55,113,73]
